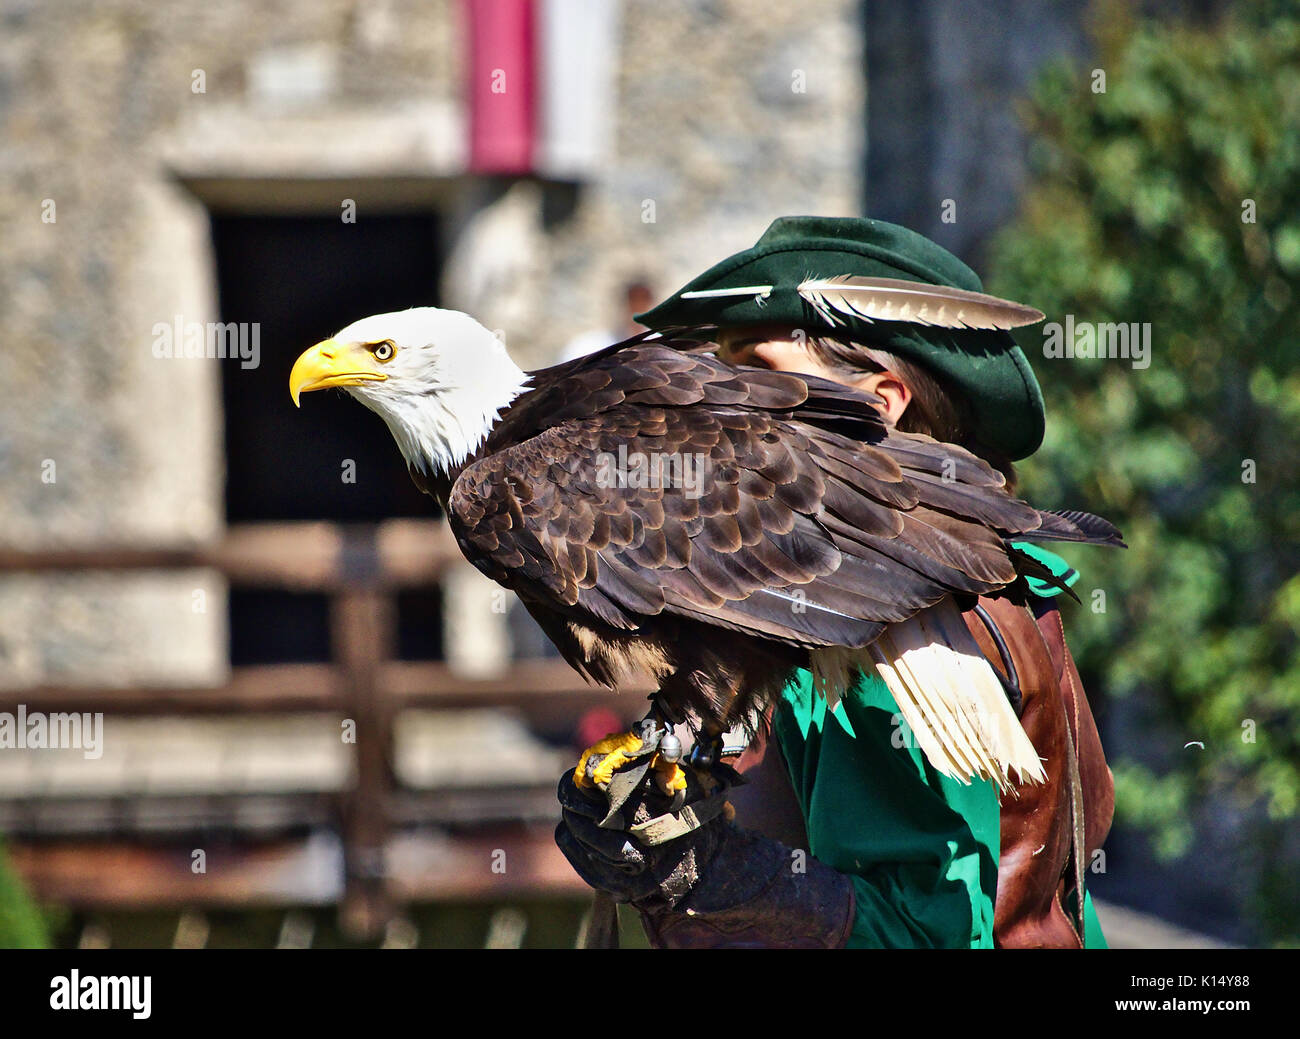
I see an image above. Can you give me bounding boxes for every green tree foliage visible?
[989,0,1300,942]
[0,839,48,948]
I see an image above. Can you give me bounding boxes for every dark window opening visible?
[213,213,442,524]
[228,589,331,666]
[212,212,446,664]
[396,589,445,662]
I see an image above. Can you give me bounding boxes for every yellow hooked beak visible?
[289,339,388,407]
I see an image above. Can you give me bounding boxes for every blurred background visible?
[0,0,1295,948]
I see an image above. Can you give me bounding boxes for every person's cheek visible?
[756,342,823,378]
[750,343,793,371]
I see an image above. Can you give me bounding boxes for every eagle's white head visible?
[289,307,531,476]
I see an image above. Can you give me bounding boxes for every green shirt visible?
[772,543,1107,949]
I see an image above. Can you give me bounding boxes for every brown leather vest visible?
[729,595,1114,949]
[966,595,1114,948]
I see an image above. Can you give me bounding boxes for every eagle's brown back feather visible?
[438,338,1121,771]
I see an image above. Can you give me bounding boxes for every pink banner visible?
[465,0,537,174]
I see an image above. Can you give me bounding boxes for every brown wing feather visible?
[446,343,1118,670]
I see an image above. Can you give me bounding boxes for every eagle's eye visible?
[372,341,396,362]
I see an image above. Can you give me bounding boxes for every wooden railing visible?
[0,520,652,939]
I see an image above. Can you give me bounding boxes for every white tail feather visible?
[811,598,1045,792]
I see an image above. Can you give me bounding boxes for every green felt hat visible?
[636,216,1047,460]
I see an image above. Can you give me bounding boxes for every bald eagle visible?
[289,308,1121,790]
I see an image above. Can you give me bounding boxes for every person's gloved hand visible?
[555,766,857,948]
[554,766,728,908]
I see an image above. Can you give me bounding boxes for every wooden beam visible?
[211,522,343,589]
[387,828,592,902]
[0,664,343,715]
[7,829,591,908]
[375,520,461,586]
[0,660,652,718]
[0,788,562,836]
[0,545,201,571]
[332,530,396,940]
[0,520,461,590]
[386,659,656,700]
[9,839,341,908]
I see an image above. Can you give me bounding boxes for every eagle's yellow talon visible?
[574,723,689,794]
[575,730,646,789]
[651,754,687,795]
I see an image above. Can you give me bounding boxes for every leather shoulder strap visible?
[1030,598,1115,860]
[1061,706,1088,937]
[966,596,1084,947]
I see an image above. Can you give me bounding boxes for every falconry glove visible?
[555,768,856,948]
[555,766,729,907]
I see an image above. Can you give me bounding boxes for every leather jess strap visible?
[630,793,731,845]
